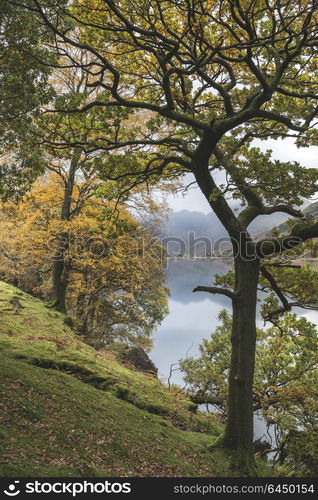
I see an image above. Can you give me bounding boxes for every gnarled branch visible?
[193,286,236,300]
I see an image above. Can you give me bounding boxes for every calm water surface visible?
[151,259,232,385]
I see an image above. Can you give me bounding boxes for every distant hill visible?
[162,210,224,256]
[161,209,288,256]
[304,201,318,218]
[254,201,318,240]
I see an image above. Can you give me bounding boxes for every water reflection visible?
[151,259,232,385]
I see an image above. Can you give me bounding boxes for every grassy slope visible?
[0,281,271,477]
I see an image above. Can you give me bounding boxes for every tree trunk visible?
[220,256,260,474]
[192,158,261,473]
[51,150,80,313]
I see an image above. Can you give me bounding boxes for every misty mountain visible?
[161,209,288,255]
[160,202,318,256]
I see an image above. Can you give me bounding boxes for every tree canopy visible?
[0,0,54,198]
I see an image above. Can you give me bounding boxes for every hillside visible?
[253,201,318,241]
[0,281,270,478]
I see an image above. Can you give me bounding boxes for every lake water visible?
[151,259,318,443]
[151,259,232,385]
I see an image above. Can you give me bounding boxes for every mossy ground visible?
[0,281,272,477]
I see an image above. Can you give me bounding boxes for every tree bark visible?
[220,256,260,474]
[51,255,68,314]
[51,150,80,313]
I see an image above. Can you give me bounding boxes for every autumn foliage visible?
[0,175,168,350]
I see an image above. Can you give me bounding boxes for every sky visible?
[167,138,318,213]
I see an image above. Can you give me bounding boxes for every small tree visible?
[24,46,167,313]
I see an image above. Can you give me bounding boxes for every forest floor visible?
[0,281,272,477]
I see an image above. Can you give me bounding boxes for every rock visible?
[121,347,158,375]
